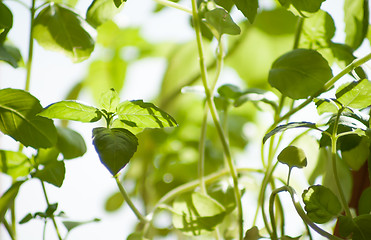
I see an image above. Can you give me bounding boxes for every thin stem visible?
[269,189,280,240]
[292,18,304,50]
[40,181,63,240]
[3,219,16,240]
[11,201,16,240]
[25,0,36,91]
[198,106,208,194]
[114,175,148,224]
[190,1,243,238]
[152,0,192,14]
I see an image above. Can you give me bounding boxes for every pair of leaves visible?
[20,203,58,224]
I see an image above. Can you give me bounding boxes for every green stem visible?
[40,181,63,240]
[292,17,304,50]
[152,0,192,14]
[114,175,148,224]
[269,188,280,240]
[3,219,16,240]
[331,109,352,217]
[198,106,208,194]
[25,0,36,91]
[190,2,243,239]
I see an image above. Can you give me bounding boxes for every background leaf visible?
[33,3,95,62]
[358,187,371,215]
[0,151,31,179]
[0,181,23,223]
[0,43,23,68]
[204,8,241,37]
[232,0,258,23]
[263,122,319,143]
[277,146,307,169]
[268,49,333,99]
[86,0,122,28]
[278,0,325,16]
[104,191,124,212]
[0,2,12,43]
[92,127,138,176]
[0,88,57,148]
[34,161,66,187]
[344,0,369,50]
[56,126,87,159]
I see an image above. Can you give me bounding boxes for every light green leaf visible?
[0,151,31,179]
[0,43,23,68]
[113,0,125,8]
[104,191,124,212]
[314,98,340,115]
[62,218,100,232]
[92,127,138,176]
[0,2,12,43]
[38,100,102,123]
[111,119,144,135]
[277,146,307,169]
[263,122,320,143]
[358,187,371,215]
[172,192,226,235]
[86,0,122,28]
[336,79,371,109]
[302,185,342,223]
[34,161,66,187]
[33,3,95,63]
[0,88,57,149]
[269,49,333,99]
[116,100,178,129]
[232,0,259,23]
[0,181,23,223]
[35,147,59,165]
[244,226,260,240]
[217,84,243,99]
[99,88,120,113]
[56,126,87,159]
[204,8,241,37]
[342,137,369,170]
[278,0,326,17]
[344,0,369,50]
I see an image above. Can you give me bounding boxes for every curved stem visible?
[152,0,192,14]
[40,181,63,240]
[25,0,36,91]
[114,175,148,224]
[3,219,16,240]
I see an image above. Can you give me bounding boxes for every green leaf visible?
[342,137,369,170]
[232,0,259,23]
[263,122,320,143]
[217,84,243,99]
[172,192,226,235]
[99,88,120,113]
[0,181,23,223]
[0,88,57,148]
[234,89,278,110]
[104,191,124,212]
[19,213,33,224]
[39,100,102,123]
[344,0,369,49]
[56,126,87,159]
[277,146,307,169]
[268,49,333,99]
[338,215,355,238]
[278,0,326,17]
[0,2,12,43]
[302,185,342,223]
[0,150,31,179]
[113,0,125,8]
[86,0,122,28]
[35,147,59,165]
[358,187,371,215]
[314,98,340,115]
[33,3,95,62]
[244,226,260,240]
[204,8,241,37]
[116,100,178,129]
[352,215,371,240]
[34,161,66,187]
[336,79,371,109]
[92,127,138,176]
[0,43,23,68]
[62,218,100,232]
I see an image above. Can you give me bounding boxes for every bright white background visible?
[0,0,369,239]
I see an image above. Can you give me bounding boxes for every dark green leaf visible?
[244,226,260,240]
[232,0,258,23]
[19,213,33,224]
[33,3,95,62]
[204,8,241,37]
[38,100,102,123]
[215,0,234,12]
[0,150,31,179]
[0,43,23,68]
[104,191,124,212]
[45,203,58,217]
[86,0,122,28]
[116,100,178,129]
[0,2,12,43]
[277,146,307,169]
[278,0,326,17]
[208,184,236,213]
[0,181,23,223]
[344,0,369,49]
[338,215,355,238]
[263,122,320,143]
[113,0,125,8]
[336,79,371,109]
[302,185,342,223]
[34,161,66,187]
[99,88,120,113]
[172,192,226,235]
[352,215,371,240]
[92,127,138,176]
[342,137,369,170]
[0,88,57,148]
[268,49,333,99]
[56,126,86,159]
[62,218,100,232]
[358,187,371,215]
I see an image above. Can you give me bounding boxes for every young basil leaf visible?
[268,49,333,99]
[38,100,102,123]
[342,137,369,171]
[336,79,371,109]
[0,150,31,179]
[33,3,95,62]
[302,185,342,224]
[358,187,371,215]
[0,2,12,43]
[278,0,325,17]
[56,126,87,159]
[344,0,369,50]
[99,88,120,113]
[232,0,258,23]
[263,122,320,143]
[34,161,66,187]
[62,218,100,232]
[277,146,307,169]
[0,181,24,223]
[204,8,241,37]
[92,127,138,176]
[116,100,178,129]
[86,0,122,28]
[0,88,57,149]
[0,43,23,68]
[104,191,124,212]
